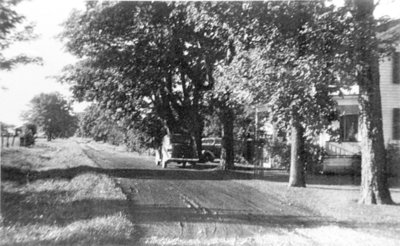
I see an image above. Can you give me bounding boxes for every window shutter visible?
[393,52,400,84]
[393,108,400,140]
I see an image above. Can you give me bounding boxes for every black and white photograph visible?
[1,0,400,245]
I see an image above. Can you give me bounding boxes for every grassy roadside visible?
[235,174,400,239]
[1,139,136,246]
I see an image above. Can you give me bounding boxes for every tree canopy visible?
[212,0,395,199]
[196,1,351,177]
[0,0,41,72]
[349,0,393,205]
[23,92,78,140]
[59,2,235,155]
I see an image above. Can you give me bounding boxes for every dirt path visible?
[78,141,400,246]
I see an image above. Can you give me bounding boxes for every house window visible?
[393,52,400,84]
[340,114,358,142]
[393,108,400,140]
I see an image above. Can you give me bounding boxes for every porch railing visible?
[325,141,360,156]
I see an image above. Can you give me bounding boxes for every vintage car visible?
[201,137,222,162]
[155,133,199,168]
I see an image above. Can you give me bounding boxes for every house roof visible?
[377,19,400,44]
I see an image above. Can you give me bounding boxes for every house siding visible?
[379,47,400,145]
[323,50,400,150]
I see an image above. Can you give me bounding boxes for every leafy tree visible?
[200,2,345,180]
[207,53,253,169]
[349,0,393,204]
[211,0,395,199]
[77,103,159,152]
[58,1,348,173]
[23,92,78,141]
[59,2,232,157]
[77,104,112,141]
[77,103,126,143]
[0,0,41,74]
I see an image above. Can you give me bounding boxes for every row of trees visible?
[59,0,395,204]
[76,104,152,152]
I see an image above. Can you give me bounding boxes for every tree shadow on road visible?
[1,165,252,183]
[3,164,399,189]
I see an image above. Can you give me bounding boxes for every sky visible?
[0,0,400,127]
[0,0,86,127]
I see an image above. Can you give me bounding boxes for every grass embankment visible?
[1,139,135,246]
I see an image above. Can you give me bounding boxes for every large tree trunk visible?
[187,92,204,160]
[288,113,306,187]
[353,0,393,204]
[220,107,235,170]
[192,112,204,161]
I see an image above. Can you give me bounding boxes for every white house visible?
[327,35,400,148]
[321,35,400,173]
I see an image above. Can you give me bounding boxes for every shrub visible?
[266,140,291,169]
[125,128,150,153]
[304,143,326,174]
[106,126,125,146]
[263,139,326,172]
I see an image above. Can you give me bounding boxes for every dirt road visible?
[3,138,399,245]
[77,140,400,246]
